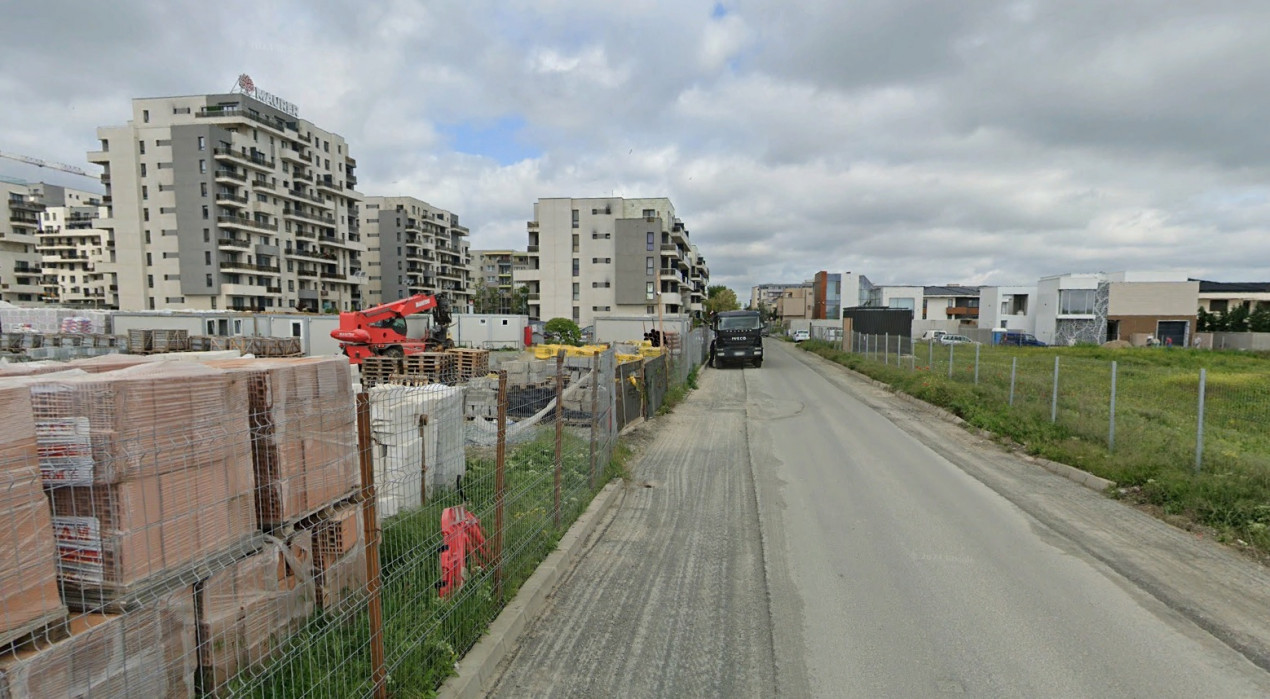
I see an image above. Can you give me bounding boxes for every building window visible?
[646,305,656,314]
[572,233,579,252]
[643,208,655,218]
[203,228,210,242]
[140,163,147,177]
[202,205,209,219]
[147,274,154,288]
[200,182,208,197]
[1059,289,1096,315]
[139,141,146,155]
[571,209,579,228]
[572,306,580,321]
[144,230,151,244]
[199,159,206,173]
[647,282,655,300]
[143,208,150,222]
[647,232,655,250]
[204,251,212,264]
[198,136,206,151]
[142,109,150,123]
[206,274,213,287]
[646,257,654,276]
[572,282,579,301]
[572,259,579,277]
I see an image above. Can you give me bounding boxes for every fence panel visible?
[643,354,669,418]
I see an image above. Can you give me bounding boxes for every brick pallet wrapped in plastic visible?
[205,357,359,530]
[20,363,258,603]
[0,584,196,697]
[310,504,366,611]
[0,384,66,649]
[368,383,466,519]
[198,532,314,694]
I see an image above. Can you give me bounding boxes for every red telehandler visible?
[330,294,453,364]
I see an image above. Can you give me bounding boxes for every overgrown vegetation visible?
[800,340,1270,555]
[232,429,624,697]
[658,365,699,415]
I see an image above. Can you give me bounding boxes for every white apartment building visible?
[471,249,531,313]
[359,196,473,310]
[34,183,118,308]
[517,197,709,326]
[0,178,48,305]
[88,87,365,312]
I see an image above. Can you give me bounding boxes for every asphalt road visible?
[490,339,1270,697]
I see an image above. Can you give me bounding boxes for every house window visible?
[888,297,914,310]
[139,141,146,155]
[643,209,655,218]
[572,282,579,301]
[1210,299,1229,313]
[646,257,654,276]
[199,159,206,173]
[1059,289,1096,315]
[198,136,206,151]
[142,109,150,123]
[572,259,579,277]
[206,274,213,287]
[571,209,579,228]
[647,232,655,250]
[200,182,208,197]
[647,282,655,300]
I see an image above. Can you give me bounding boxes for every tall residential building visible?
[34,183,118,308]
[518,197,709,326]
[471,249,531,313]
[87,89,365,312]
[359,196,473,310]
[0,178,47,305]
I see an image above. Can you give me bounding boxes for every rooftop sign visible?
[236,74,299,118]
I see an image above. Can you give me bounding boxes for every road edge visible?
[438,479,625,699]
[799,347,1117,493]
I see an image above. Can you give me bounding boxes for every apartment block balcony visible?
[213,147,275,171]
[286,247,336,261]
[315,177,343,193]
[216,190,249,206]
[196,106,295,134]
[220,260,280,275]
[283,208,336,225]
[217,214,277,232]
[252,177,276,191]
[320,272,347,281]
[214,168,247,182]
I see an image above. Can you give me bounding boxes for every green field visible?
[802,340,1270,554]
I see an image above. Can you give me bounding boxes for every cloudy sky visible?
[3,0,1270,295]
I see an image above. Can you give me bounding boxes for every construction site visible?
[0,303,708,696]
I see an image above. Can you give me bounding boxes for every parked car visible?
[919,330,947,341]
[792,329,810,343]
[1001,331,1047,347]
[939,334,977,345]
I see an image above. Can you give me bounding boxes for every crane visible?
[330,294,454,364]
[0,149,97,179]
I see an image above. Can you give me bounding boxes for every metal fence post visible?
[948,343,954,380]
[885,333,890,365]
[1196,368,1207,472]
[1009,356,1017,406]
[495,370,508,603]
[929,340,934,370]
[355,393,388,699]
[974,344,981,384]
[911,353,916,371]
[554,350,565,529]
[1109,360,1118,453]
[1051,356,1060,423]
[590,353,599,489]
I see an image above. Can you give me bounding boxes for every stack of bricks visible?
[0,384,66,649]
[24,362,258,603]
[206,357,360,531]
[311,505,366,611]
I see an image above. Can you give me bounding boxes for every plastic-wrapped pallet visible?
[310,506,365,611]
[0,584,196,698]
[18,363,258,600]
[204,357,359,529]
[198,532,314,694]
[368,384,465,518]
[0,384,66,647]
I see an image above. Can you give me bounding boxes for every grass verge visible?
[800,340,1270,555]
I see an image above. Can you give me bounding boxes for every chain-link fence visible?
[844,332,1270,474]
[0,343,676,697]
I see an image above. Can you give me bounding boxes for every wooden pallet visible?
[0,609,70,655]
[360,356,402,388]
[447,348,490,382]
[262,490,362,538]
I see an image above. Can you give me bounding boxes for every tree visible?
[704,285,740,315]
[1227,305,1251,332]
[510,285,530,315]
[473,285,500,314]
[544,317,582,346]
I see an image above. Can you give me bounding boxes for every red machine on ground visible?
[330,294,453,364]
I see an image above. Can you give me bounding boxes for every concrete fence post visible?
[1109,360,1118,453]
[1196,368,1207,472]
[974,344,981,385]
[1051,356,1060,423]
[885,333,890,365]
[929,340,934,370]
[948,343,954,380]
[1009,356,1017,406]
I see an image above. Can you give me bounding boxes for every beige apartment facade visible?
[517,197,709,326]
[88,89,364,312]
[34,183,118,308]
[359,196,473,310]
[471,249,531,313]
[0,179,49,305]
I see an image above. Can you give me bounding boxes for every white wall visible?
[978,285,1037,333]
[454,314,528,349]
[1034,274,1100,344]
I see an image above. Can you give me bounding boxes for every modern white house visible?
[978,285,1038,335]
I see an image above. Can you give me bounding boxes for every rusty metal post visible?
[356,392,387,699]
[590,352,599,490]
[554,350,564,529]
[494,370,508,603]
[418,414,429,506]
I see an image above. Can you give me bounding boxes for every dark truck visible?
[710,310,764,368]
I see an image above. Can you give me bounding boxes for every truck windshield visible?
[718,315,761,330]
